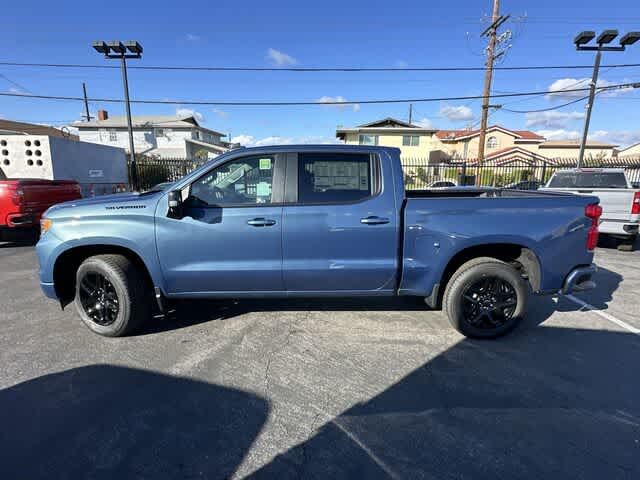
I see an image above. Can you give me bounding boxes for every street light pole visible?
[119,54,137,189]
[577,50,601,168]
[573,30,640,168]
[92,40,143,191]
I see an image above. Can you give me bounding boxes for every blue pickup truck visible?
[36,145,601,338]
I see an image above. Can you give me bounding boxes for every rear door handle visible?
[247,217,276,227]
[360,216,390,225]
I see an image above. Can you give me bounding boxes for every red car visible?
[0,178,81,242]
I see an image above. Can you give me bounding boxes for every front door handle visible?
[247,217,276,227]
[360,216,390,225]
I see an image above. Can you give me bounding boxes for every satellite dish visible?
[61,126,71,138]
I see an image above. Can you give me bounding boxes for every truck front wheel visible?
[443,257,529,339]
[74,254,151,337]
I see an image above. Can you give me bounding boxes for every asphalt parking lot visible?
[1,238,639,479]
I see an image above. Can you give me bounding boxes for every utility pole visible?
[408,103,413,124]
[82,83,92,122]
[476,0,501,167]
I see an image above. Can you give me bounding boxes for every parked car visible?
[0,178,81,242]
[37,145,600,339]
[542,168,639,251]
[504,180,543,190]
[429,180,457,188]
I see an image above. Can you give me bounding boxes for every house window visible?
[98,128,107,141]
[487,136,499,149]
[402,135,420,146]
[358,134,378,146]
[195,130,202,140]
[155,128,164,137]
[108,129,117,142]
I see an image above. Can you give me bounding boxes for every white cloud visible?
[266,48,297,66]
[185,33,202,42]
[231,134,340,147]
[176,107,205,122]
[525,110,584,129]
[589,129,640,147]
[535,129,581,140]
[316,95,360,112]
[534,128,640,147]
[212,108,228,119]
[414,117,434,128]
[439,104,474,121]
[394,60,408,67]
[546,78,634,100]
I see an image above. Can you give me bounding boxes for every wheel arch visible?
[53,244,156,307]
[427,242,542,308]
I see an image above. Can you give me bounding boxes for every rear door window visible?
[298,153,374,204]
[548,171,628,188]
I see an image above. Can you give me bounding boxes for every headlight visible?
[40,218,53,235]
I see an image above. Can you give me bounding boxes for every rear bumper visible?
[562,264,597,294]
[599,219,639,237]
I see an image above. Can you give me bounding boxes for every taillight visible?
[11,188,25,206]
[585,202,602,251]
[632,191,640,215]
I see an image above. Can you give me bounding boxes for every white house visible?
[74,110,233,159]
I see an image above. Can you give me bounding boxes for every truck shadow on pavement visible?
[1,328,638,478]
[140,266,623,335]
[0,365,270,480]
[248,325,640,479]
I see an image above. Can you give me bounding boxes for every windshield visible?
[547,171,628,189]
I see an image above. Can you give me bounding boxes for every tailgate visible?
[20,181,81,214]
[543,188,637,222]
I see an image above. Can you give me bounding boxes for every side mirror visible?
[167,190,183,219]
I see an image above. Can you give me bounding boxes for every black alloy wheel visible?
[460,276,518,330]
[78,272,120,326]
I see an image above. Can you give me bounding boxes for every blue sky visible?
[1,0,640,147]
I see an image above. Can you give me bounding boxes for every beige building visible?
[336,119,618,162]
[336,118,439,159]
[618,141,640,158]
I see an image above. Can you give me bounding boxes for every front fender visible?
[37,215,164,293]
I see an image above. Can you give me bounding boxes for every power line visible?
[501,95,588,113]
[0,82,637,106]
[1,60,640,73]
[0,72,35,95]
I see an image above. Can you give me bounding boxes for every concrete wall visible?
[0,135,127,189]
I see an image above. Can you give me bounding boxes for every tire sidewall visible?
[446,263,528,339]
[74,259,132,337]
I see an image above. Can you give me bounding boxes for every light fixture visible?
[124,41,143,55]
[596,30,618,44]
[574,31,595,46]
[620,32,640,46]
[92,41,109,54]
[107,41,126,54]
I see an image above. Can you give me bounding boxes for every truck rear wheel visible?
[443,257,528,339]
[74,254,151,337]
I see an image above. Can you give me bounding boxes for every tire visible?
[616,236,636,252]
[74,254,151,337]
[443,257,529,339]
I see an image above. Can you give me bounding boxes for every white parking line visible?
[565,294,640,335]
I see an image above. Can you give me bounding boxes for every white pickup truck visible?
[542,168,640,251]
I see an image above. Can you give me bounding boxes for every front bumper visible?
[39,281,58,299]
[562,264,597,294]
